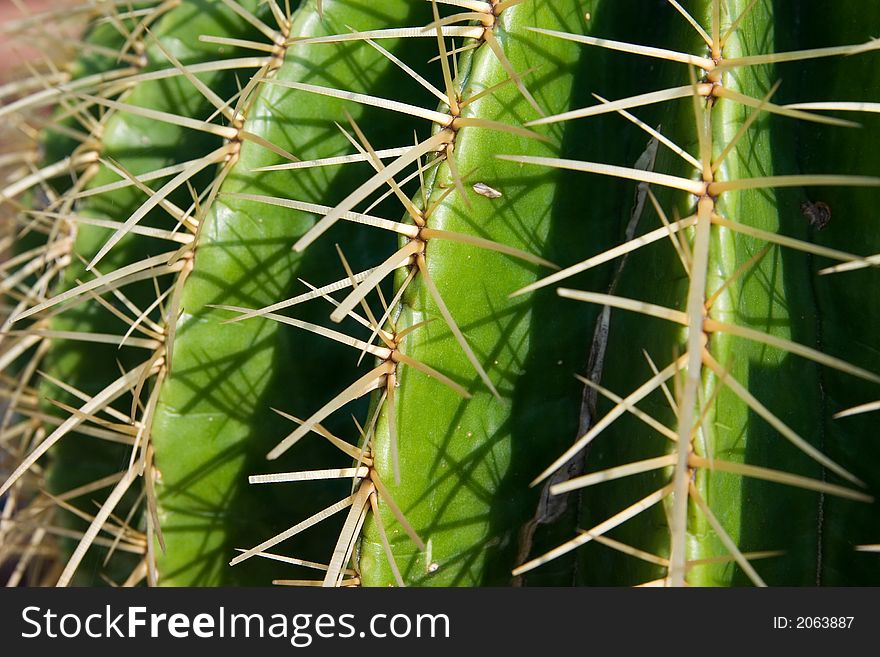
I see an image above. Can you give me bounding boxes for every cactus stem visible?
[6,0,876,588]
[510,1,880,582]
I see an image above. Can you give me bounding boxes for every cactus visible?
[1,0,878,587]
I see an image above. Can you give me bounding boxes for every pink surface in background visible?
[0,0,80,82]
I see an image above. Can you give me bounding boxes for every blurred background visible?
[1,1,82,83]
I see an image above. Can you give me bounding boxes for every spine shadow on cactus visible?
[501,0,880,586]
[152,0,445,586]
[44,0,271,586]
[490,2,686,587]
[1,0,298,585]
[224,0,593,587]
[1,0,187,586]
[772,0,880,582]
[1,0,879,587]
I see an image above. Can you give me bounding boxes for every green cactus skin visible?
[44,0,275,585]
[504,0,880,586]
[0,0,275,585]
[1,0,879,587]
[357,0,686,587]
[569,0,835,587]
[353,1,589,587]
[778,1,880,584]
[151,0,439,586]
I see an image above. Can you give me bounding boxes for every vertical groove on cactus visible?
[2,0,276,586]
[777,0,880,584]
[224,0,582,587]
[503,0,880,586]
[152,0,440,586]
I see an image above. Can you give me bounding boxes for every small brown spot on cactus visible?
[801,200,832,230]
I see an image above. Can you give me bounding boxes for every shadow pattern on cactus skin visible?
[0,0,878,587]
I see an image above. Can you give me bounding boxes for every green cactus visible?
[1,0,878,588]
